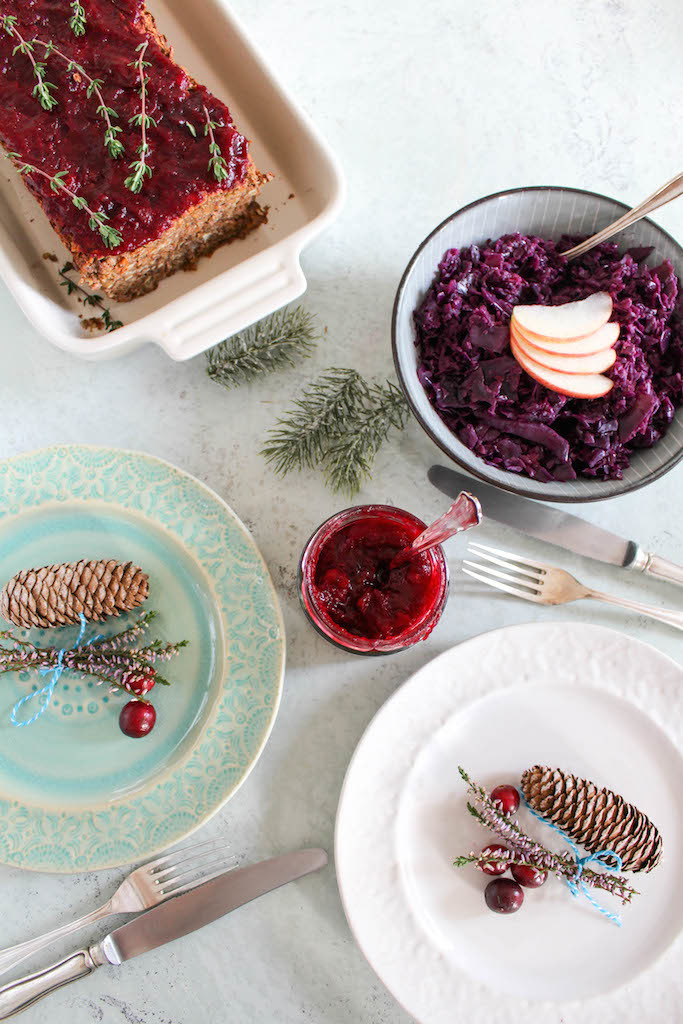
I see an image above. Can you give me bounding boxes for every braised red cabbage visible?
[414,234,683,481]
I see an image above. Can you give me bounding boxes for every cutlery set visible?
[429,465,682,630]
[0,845,327,1018]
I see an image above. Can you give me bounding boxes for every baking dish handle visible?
[156,247,307,361]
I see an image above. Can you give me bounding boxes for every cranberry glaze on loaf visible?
[0,1,271,301]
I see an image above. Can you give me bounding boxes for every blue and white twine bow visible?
[10,615,104,728]
[522,796,624,926]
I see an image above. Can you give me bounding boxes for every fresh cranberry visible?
[490,784,520,816]
[479,843,510,876]
[511,863,548,888]
[484,878,524,914]
[121,670,156,696]
[119,700,156,738]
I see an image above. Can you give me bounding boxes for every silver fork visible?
[463,543,683,631]
[0,838,237,979]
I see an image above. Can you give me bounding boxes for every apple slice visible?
[512,318,619,356]
[513,292,613,340]
[511,324,617,374]
[510,335,614,398]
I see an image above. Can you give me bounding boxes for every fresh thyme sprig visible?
[1,16,57,111]
[262,369,368,476]
[206,306,319,388]
[261,370,410,495]
[58,261,123,331]
[125,41,156,193]
[202,104,229,183]
[325,381,410,495]
[7,153,122,248]
[70,1,87,36]
[455,767,638,905]
[36,40,123,157]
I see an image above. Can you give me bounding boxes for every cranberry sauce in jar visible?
[298,505,449,655]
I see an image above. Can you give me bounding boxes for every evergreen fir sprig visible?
[206,306,319,389]
[261,371,410,495]
[70,1,87,36]
[125,41,156,193]
[2,16,57,111]
[58,262,123,331]
[262,369,368,477]
[7,153,122,248]
[202,104,229,183]
[455,767,638,905]
[36,40,124,157]
[325,381,410,495]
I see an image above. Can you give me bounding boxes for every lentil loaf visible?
[0,0,271,302]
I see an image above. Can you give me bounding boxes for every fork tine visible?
[462,565,544,602]
[155,851,238,891]
[465,548,544,582]
[152,841,234,882]
[468,542,547,572]
[462,560,541,593]
[145,837,233,875]
[162,863,240,899]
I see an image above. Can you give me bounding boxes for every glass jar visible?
[298,504,449,655]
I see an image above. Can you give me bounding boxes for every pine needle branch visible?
[324,381,410,495]
[261,369,368,475]
[206,306,319,389]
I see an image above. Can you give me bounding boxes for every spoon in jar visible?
[561,171,683,260]
[390,491,482,569]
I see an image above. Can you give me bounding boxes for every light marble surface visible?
[0,0,682,1021]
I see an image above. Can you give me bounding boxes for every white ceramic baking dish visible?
[0,0,344,361]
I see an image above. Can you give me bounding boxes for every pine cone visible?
[0,560,149,629]
[521,765,662,873]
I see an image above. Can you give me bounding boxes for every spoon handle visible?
[390,492,482,568]
[562,172,683,260]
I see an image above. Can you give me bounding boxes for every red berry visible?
[119,700,156,738]
[484,878,524,914]
[511,863,547,888]
[480,843,510,876]
[490,784,520,816]
[122,670,156,696]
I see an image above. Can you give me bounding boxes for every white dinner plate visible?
[335,623,683,1019]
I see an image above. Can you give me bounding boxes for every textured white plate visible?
[0,0,344,361]
[392,186,683,501]
[335,623,683,1019]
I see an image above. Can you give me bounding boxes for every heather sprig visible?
[37,40,123,157]
[70,1,87,36]
[59,262,123,331]
[2,16,57,111]
[125,41,156,193]
[7,154,122,248]
[0,610,187,701]
[455,767,638,904]
[203,104,229,183]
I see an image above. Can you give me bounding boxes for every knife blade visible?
[0,848,327,1019]
[429,465,683,588]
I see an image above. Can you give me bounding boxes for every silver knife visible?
[0,848,327,1019]
[429,465,683,588]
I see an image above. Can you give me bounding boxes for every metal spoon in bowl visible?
[561,171,683,260]
[389,491,482,569]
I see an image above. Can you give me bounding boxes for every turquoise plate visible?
[0,446,285,873]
